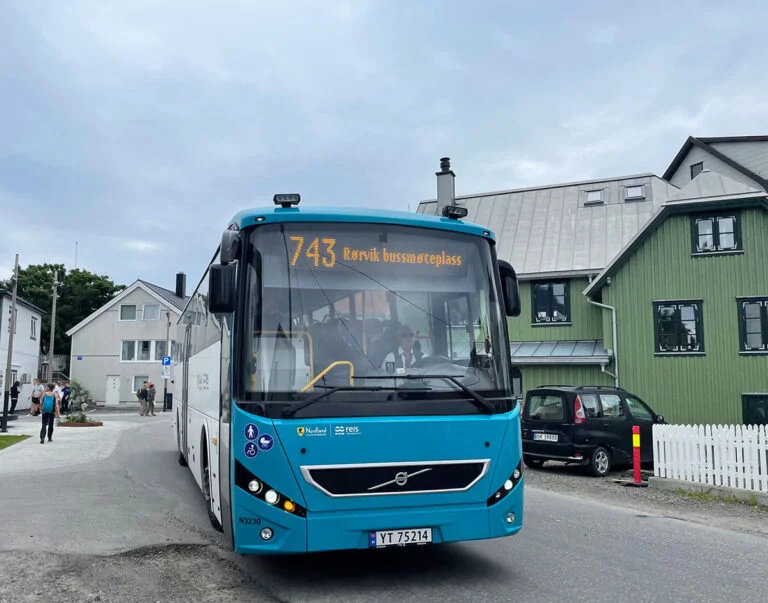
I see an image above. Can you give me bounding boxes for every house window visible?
[133,376,149,393]
[585,190,603,205]
[532,281,570,324]
[30,317,37,340]
[143,304,160,321]
[691,213,740,254]
[625,185,645,200]
[120,305,137,321]
[137,340,152,361]
[737,298,768,353]
[690,162,703,179]
[654,300,704,354]
[121,341,136,361]
[155,340,168,360]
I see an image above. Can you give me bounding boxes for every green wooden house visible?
[417,137,768,425]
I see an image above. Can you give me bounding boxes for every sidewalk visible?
[0,413,171,474]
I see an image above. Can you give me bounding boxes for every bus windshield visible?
[240,222,511,405]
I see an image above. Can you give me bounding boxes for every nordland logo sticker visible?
[257,434,274,452]
[297,427,305,436]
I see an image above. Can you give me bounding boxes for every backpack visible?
[42,393,56,414]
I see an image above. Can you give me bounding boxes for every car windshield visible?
[240,221,511,402]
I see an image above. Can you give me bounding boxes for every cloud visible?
[2,0,768,289]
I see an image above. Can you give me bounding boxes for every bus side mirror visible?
[208,263,237,314]
[498,260,521,317]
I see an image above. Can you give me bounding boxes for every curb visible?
[648,476,768,507]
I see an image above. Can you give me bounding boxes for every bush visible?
[69,380,92,409]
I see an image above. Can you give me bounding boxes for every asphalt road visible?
[1,414,767,602]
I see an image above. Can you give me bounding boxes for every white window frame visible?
[585,190,603,204]
[625,185,645,200]
[30,317,37,340]
[120,304,137,321]
[143,304,160,321]
[122,340,168,362]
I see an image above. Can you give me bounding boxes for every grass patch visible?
[676,488,767,510]
[0,435,31,451]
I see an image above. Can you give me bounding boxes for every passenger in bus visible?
[381,324,423,370]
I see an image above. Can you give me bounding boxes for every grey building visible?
[66,274,188,405]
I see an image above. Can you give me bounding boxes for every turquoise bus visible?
[174,195,523,554]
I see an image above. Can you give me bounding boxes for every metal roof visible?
[668,170,763,202]
[418,174,679,278]
[510,340,611,365]
[139,280,189,311]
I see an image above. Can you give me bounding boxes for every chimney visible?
[436,156,456,213]
[175,272,186,299]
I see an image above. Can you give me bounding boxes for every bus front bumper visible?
[233,478,523,555]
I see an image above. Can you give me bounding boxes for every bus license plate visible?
[370,528,432,548]
[533,433,558,442]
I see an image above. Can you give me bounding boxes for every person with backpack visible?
[40,383,60,444]
[146,382,157,416]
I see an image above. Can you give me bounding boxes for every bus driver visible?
[381,324,423,372]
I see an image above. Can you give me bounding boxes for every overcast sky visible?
[2,0,767,290]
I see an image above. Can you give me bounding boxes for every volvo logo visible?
[368,467,432,491]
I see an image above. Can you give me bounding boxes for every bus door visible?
[182,323,192,460]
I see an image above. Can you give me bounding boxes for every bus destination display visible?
[288,235,466,273]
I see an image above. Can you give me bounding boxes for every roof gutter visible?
[585,296,618,387]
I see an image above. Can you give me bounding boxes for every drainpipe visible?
[586,295,618,388]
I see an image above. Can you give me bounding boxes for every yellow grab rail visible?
[301,361,354,392]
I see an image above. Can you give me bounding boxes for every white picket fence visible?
[653,424,768,493]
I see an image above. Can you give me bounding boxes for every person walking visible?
[9,381,20,414]
[60,381,71,413]
[30,379,44,416]
[146,382,157,416]
[40,383,60,444]
[137,382,148,416]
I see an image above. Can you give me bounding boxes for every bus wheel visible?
[177,424,187,467]
[202,441,223,532]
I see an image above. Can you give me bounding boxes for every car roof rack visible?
[575,385,626,391]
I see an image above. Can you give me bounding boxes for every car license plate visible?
[369,528,432,548]
[533,433,558,442]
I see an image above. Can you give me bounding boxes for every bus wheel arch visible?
[201,428,223,532]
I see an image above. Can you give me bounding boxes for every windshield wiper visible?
[282,385,427,418]
[395,374,497,414]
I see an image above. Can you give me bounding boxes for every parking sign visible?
[161,356,171,366]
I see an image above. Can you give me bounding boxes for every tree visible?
[0,264,125,358]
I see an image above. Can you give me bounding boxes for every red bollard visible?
[632,425,641,484]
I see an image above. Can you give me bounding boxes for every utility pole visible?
[1,254,19,433]
[163,310,170,412]
[74,242,78,270]
[47,270,59,383]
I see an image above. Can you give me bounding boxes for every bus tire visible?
[177,424,187,467]
[202,435,223,532]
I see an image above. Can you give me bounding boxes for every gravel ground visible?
[0,545,273,603]
[523,461,768,538]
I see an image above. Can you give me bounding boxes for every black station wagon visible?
[521,385,666,476]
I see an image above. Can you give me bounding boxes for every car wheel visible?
[523,455,545,469]
[589,446,611,477]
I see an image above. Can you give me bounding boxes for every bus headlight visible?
[487,461,523,506]
[235,460,307,518]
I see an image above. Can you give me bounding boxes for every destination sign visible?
[288,236,465,272]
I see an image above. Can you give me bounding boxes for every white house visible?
[0,289,44,413]
[66,274,188,406]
